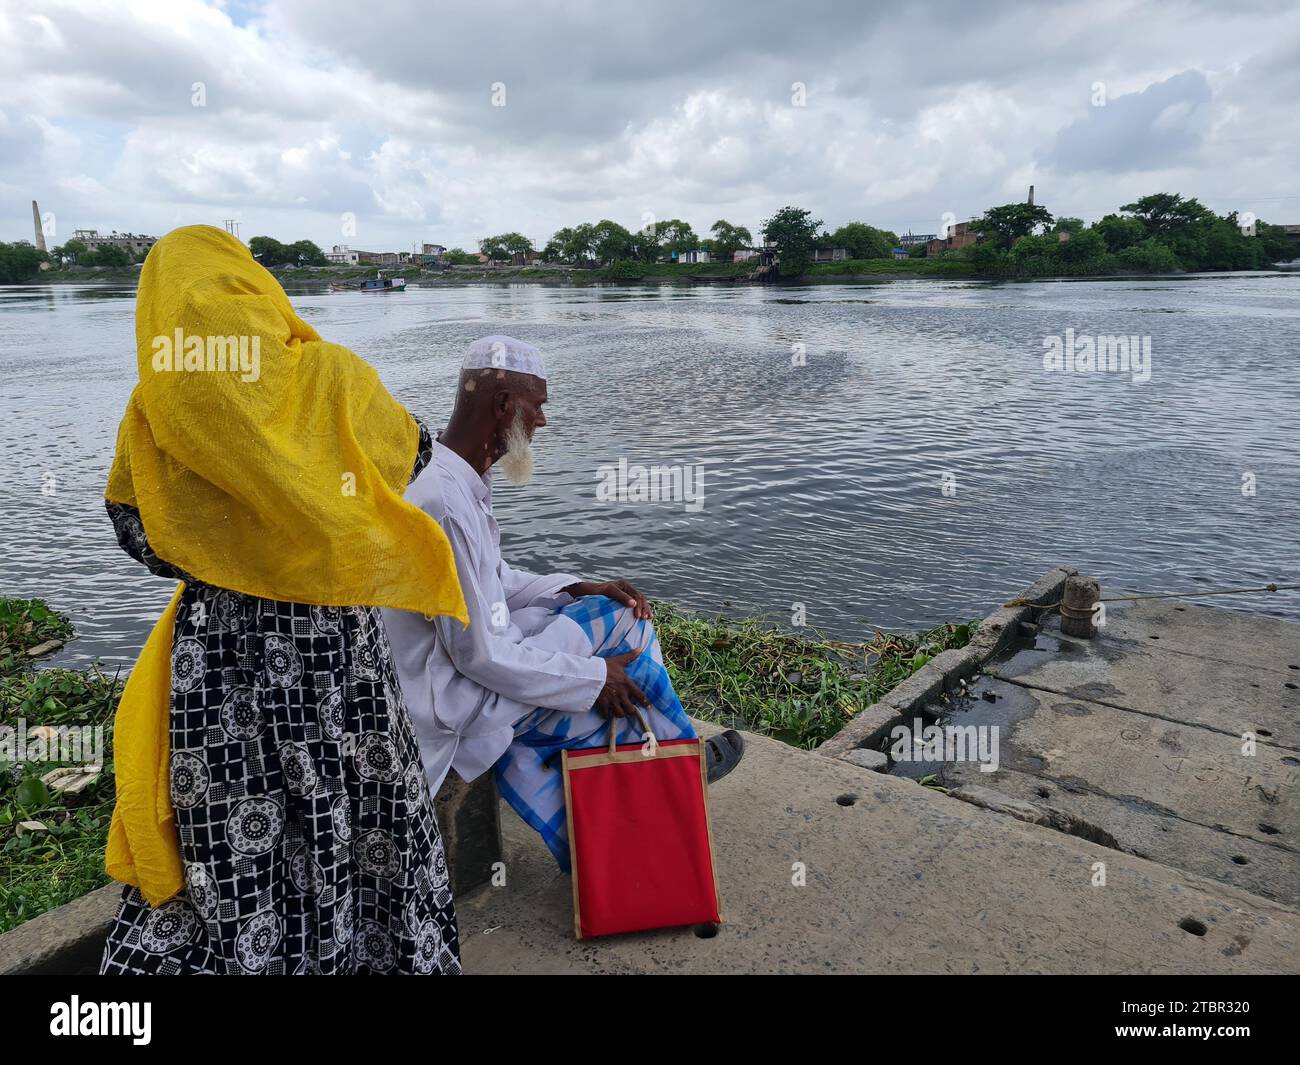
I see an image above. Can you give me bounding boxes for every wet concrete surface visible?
[891,598,1300,905]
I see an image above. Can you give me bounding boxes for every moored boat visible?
[331,272,407,293]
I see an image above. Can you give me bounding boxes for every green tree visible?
[1093,213,1146,253]
[589,220,636,265]
[709,219,753,259]
[0,241,45,283]
[59,239,88,265]
[1055,227,1107,266]
[1052,216,1086,234]
[1117,238,1180,272]
[650,219,697,261]
[1254,222,1298,264]
[478,234,512,262]
[1118,193,1213,238]
[762,206,823,278]
[285,239,327,266]
[249,236,288,266]
[828,222,898,260]
[543,224,596,264]
[974,202,1054,249]
[443,247,480,265]
[88,243,130,268]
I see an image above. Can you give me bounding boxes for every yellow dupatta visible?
[105,225,467,905]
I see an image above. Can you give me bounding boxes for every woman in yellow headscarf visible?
[99,225,468,975]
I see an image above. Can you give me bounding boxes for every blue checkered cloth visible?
[493,595,696,872]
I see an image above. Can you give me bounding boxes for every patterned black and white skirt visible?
[100,584,461,975]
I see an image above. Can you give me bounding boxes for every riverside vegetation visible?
[2,190,1292,286]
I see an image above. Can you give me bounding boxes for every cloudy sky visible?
[3,0,1298,253]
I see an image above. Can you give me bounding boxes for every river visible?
[2,273,1297,666]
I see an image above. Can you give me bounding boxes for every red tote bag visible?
[562,712,722,939]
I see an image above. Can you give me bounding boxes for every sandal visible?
[705,729,745,784]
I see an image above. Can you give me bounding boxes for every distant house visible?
[510,249,543,266]
[733,249,759,262]
[72,228,158,257]
[811,247,848,262]
[927,221,977,256]
[357,250,401,266]
[892,247,909,260]
[422,243,446,258]
[898,232,936,247]
[679,249,710,264]
[326,245,359,265]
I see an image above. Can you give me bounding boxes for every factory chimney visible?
[32,200,47,253]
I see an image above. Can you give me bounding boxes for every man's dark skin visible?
[438,366,651,720]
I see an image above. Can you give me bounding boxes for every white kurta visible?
[381,443,608,794]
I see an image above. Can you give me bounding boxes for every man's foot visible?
[705,730,744,784]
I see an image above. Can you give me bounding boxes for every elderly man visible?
[382,336,743,870]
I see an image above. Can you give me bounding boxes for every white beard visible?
[498,412,535,486]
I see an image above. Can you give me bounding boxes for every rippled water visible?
[2,274,1298,666]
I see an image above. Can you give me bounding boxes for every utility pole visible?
[223,219,241,240]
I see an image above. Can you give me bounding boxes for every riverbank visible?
[0,593,977,933]
[23,257,1277,287]
[0,599,121,934]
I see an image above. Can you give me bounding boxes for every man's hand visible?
[594,647,649,719]
[563,579,652,620]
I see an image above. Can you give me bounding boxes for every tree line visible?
[1,192,1291,284]
[472,193,1292,277]
[471,212,901,273]
[951,193,1292,276]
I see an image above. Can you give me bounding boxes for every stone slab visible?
[457,725,1300,974]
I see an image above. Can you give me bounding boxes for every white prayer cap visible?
[461,335,547,381]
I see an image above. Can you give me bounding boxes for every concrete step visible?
[456,724,1300,974]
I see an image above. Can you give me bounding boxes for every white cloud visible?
[2,0,1299,252]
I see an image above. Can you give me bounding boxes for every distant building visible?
[926,220,977,256]
[892,247,909,260]
[811,247,848,262]
[326,245,360,265]
[422,243,446,257]
[72,229,158,256]
[898,232,936,246]
[357,250,401,266]
[679,249,710,264]
[510,249,543,266]
[733,249,759,262]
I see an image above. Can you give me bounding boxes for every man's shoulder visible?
[406,458,476,524]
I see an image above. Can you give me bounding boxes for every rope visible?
[1003,582,1299,610]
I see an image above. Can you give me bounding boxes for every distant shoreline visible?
[8,261,1298,288]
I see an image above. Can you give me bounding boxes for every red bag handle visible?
[608,707,656,754]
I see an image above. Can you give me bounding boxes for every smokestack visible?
[1027,185,1035,207]
[32,200,47,253]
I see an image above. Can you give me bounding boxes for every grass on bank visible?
[654,601,978,749]
[0,598,120,934]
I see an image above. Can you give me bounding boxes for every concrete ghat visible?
[891,593,1300,910]
[457,724,1300,974]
